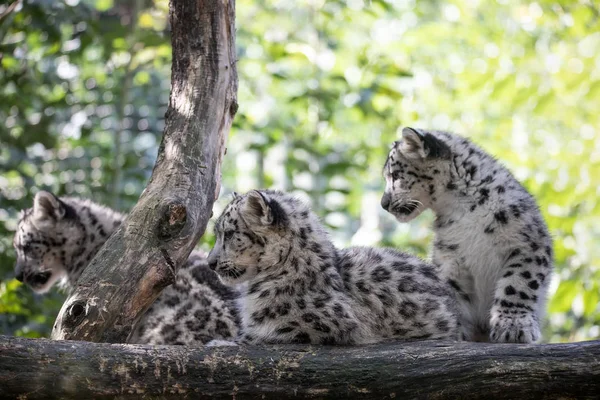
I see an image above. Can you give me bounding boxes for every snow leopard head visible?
[12,191,83,293]
[381,127,452,222]
[207,190,320,286]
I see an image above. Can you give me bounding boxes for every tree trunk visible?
[0,336,599,399]
[52,0,238,343]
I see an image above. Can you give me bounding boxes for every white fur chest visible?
[433,212,505,320]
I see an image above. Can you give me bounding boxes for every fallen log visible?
[1,336,599,399]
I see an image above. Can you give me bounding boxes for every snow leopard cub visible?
[381,127,553,343]
[207,189,459,346]
[13,191,239,345]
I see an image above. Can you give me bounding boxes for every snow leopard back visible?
[337,246,460,341]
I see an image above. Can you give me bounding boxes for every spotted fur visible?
[13,191,239,345]
[382,127,553,343]
[206,190,459,346]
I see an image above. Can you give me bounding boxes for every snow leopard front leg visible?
[435,256,481,342]
[489,246,552,343]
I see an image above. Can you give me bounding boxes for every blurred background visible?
[0,0,598,342]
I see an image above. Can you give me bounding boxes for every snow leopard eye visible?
[21,242,32,253]
[224,230,235,241]
[392,171,401,180]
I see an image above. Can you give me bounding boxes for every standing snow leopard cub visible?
[381,127,553,343]
[207,189,459,346]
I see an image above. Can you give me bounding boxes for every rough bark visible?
[52,0,238,343]
[0,336,599,399]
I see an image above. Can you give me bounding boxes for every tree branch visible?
[0,0,21,23]
[51,0,238,343]
[1,336,599,399]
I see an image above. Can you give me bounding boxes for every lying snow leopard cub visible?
[206,189,459,346]
[381,127,553,343]
[13,191,239,345]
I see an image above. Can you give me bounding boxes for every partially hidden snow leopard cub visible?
[12,191,239,345]
[207,189,459,346]
[381,127,553,343]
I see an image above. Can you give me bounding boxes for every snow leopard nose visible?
[381,192,391,211]
[14,263,24,282]
[208,259,217,271]
[207,250,218,271]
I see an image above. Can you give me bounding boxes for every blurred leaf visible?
[94,0,114,12]
[549,281,579,313]
[138,13,154,29]
[583,288,599,317]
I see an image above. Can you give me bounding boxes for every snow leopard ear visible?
[400,127,451,160]
[400,127,428,160]
[243,190,288,228]
[33,191,65,223]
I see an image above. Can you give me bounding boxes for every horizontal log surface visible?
[0,336,599,399]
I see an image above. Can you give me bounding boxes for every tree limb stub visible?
[51,0,238,343]
[1,336,599,399]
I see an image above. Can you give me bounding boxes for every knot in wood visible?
[168,204,186,225]
[65,300,88,328]
[157,203,187,240]
[229,100,239,116]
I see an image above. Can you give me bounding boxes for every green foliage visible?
[1,0,598,342]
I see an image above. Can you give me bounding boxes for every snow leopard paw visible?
[205,339,239,347]
[489,312,540,343]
